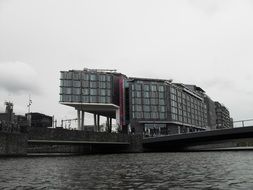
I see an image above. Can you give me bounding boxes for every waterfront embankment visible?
[0,132,27,156]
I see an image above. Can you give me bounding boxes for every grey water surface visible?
[1,152,253,189]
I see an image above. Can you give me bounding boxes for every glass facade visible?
[130,81,166,120]
[169,86,207,128]
[60,71,113,104]
[129,79,208,130]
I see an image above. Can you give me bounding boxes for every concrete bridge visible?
[143,126,253,151]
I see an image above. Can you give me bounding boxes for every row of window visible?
[132,98,165,105]
[61,72,112,82]
[131,91,165,99]
[60,95,111,103]
[132,105,166,112]
[132,112,166,119]
[171,107,206,118]
[60,80,112,89]
[60,87,111,96]
[131,83,165,92]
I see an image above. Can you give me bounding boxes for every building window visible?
[73,88,80,95]
[158,86,164,92]
[99,75,106,81]
[82,89,89,95]
[73,81,81,88]
[143,91,149,98]
[136,91,142,98]
[99,97,106,103]
[107,75,111,82]
[90,89,97,95]
[63,95,71,102]
[82,73,89,80]
[136,105,142,112]
[144,112,150,119]
[151,112,158,119]
[159,93,164,98]
[159,99,165,105]
[66,88,72,94]
[99,82,106,88]
[151,85,157,91]
[143,99,150,105]
[144,84,150,91]
[90,96,97,103]
[151,99,158,105]
[72,95,80,102]
[90,74,97,81]
[73,73,79,80]
[135,84,141,91]
[82,96,89,102]
[66,72,72,79]
[135,98,142,104]
[144,105,151,112]
[107,90,111,96]
[90,81,97,88]
[159,113,165,119]
[100,89,106,96]
[64,80,72,87]
[82,81,89,87]
[160,106,165,112]
[106,96,111,103]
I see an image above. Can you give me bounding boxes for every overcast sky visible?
[0,0,253,126]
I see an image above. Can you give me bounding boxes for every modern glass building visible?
[127,78,208,135]
[60,69,127,132]
[59,68,232,134]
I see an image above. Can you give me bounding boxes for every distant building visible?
[0,102,15,122]
[59,68,233,134]
[25,113,53,128]
[215,102,232,129]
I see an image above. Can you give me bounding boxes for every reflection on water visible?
[1,152,253,189]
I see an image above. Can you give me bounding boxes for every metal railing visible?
[233,119,253,128]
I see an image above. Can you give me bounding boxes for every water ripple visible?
[1,152,253,189]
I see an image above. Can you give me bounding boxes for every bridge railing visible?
[233,119,253,128]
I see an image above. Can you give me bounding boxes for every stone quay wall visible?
[0,132,27,156]
[28,128,143,154]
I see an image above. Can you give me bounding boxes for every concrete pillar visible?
[110,118,112,133]
[178,126,181,134]
[94,114,97,131]
[116,109,120,128]
[77,110,81,130]
[81,111,85,131]
[106,117,109,132]
[97,115,100,132]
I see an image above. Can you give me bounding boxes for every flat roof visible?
[128,77,172,83]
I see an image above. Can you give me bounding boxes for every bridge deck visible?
[143,126,253,152]
[28,139,130,145]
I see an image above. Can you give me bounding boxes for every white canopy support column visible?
[116,108,120,127]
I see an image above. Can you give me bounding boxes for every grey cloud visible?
[0,62,42,95]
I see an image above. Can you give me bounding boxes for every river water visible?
[1,152,253,189]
